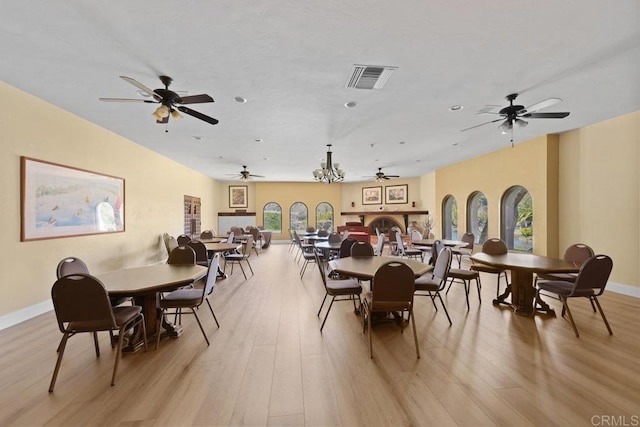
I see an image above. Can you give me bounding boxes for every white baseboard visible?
[607,281,640,298]
[0,299,53,331]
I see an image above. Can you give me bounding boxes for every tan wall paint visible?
[254,182,341,239]
[435,135,557,256]
[558,111,639,287]
[0,82,221,316]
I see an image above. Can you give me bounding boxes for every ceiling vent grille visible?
[346,65,398,89]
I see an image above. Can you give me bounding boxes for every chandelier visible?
[313,144,345,183]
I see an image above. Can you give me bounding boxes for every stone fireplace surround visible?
[340,210,429,236]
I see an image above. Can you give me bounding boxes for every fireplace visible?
[368,216,404,236]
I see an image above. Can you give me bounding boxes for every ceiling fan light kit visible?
[100,75,219,125]
[461,93,570,142]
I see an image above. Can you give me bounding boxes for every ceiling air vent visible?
[346,65,398,89]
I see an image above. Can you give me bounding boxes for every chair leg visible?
[368,303,373,358]
[245,259,254,275]
[237,261,247,279]
[317,292,329,317]
[320,296,336,332]
[93,332,100,357]
[475,277,482,304]
[462,279,470,310]
[112,324,128,386]
[205,298,220,327]
[191,308,210,346]
[156,309,164,350]
[589,298,597,313]
[436,292,453,326]
[592,296,613,335]
[561,297,580,337]
[410,307,420,359]
[49,333,69,392]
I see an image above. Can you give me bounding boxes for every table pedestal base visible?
[492,269,555,316]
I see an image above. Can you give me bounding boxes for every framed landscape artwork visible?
[229,185,248,208]
[385,184,408,204]
[21,156,125,241]
[362,186,382,205]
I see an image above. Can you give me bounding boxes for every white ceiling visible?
[1,1,639,182]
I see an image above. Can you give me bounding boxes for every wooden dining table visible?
[329,256,432,281]
[411,239,468,248]
[470,252,579,316]
[97,264,207,351]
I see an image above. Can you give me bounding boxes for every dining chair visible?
[452,232,475,267]
[56,257,130,348]
[317,229,329,237]
[337,237,357,259]
[49,274,147,392]
[314,249,362,331]
[200,230,214,240]
[187,240,209,267]
[156,254,221,348]
[446,243,482,311]
[362,261,419,359]
[470,238,509,298]
[163,234,178,256]
[224,235,254,279]
[293,231,314,264]
[248,227,262,255]
[168,246,196,265]
[395,231,422,260]
[410,230,429,261]
[536,254,613,337]
[176,234,192,246]
[306,226,316,233]
[414,247,453,325]
[351,241,375,257]
[536,243,594,284]
[374,233,385,256]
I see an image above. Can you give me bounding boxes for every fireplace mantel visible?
[341,210,429,230]
[341,210,429,216]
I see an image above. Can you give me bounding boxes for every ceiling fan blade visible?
[249,174,265,178]
[519,98,562,115]
[176,106,219,125]
[119,76,162,100]
[99,97,156,103]
[523,112,570,119]
[178,94,214,104]
[461,118,503,132]
[385,175,400,178]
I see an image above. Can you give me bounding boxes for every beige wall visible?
[0,82,221,317]
[558,111,639,287]
[254,182,342,239]
[432,112,639,288]
[435,135,558,256]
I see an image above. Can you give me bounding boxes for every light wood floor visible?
[1,243,639,426]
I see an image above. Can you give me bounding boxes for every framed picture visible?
[21,156,125,241]
[362,186,382,205]
[385,184,408,204]
[229,185,248,208]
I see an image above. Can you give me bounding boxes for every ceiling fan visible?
[99,75,219,125]
[462,93,570,138]
[364,167,400,182]
[226,166,265,182]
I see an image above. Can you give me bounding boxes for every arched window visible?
[442,195,458,240]
[466,191,488,244]
[263,202,282,233]
[501,186,533,252]
[315,202,334,232]
[289,202,308,232]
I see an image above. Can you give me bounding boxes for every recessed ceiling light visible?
[255,138,263,143]
[234,96,247,103]
[399,141,406,145]
[344,101,358,108]
[217,156,224,159]
[262,156,269,160]
[452,142,459,146]
[193,136,202,141]
[449,105,463,111]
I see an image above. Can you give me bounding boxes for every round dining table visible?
[411,239,468,248]
[328,256,432,281]
[470,252,579,316]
